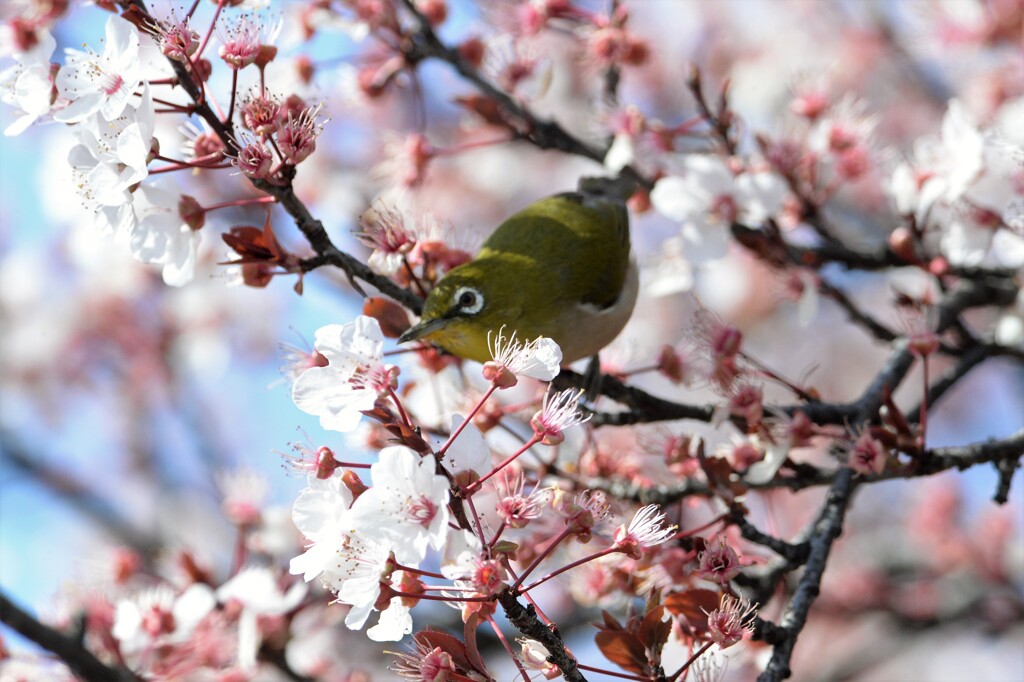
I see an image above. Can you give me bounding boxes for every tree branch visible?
[0,589,137,682]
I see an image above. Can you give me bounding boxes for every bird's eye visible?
[453,286,484,315]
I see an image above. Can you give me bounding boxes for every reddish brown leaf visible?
[413,629,477,674]
[664,589,721,636]
[594,631,647,675]
[363,297,412,338]
[639,605,671,651]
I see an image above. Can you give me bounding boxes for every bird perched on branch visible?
[398,177,638,364]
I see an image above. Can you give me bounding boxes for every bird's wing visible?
[479,193,631,310]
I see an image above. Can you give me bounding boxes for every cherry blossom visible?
[612,504,677,559]
[129,183,202,286]
[289,474,355,582]
[329,533,395,633]
[67,85,156,212]
[697,536,741,585]
[438,414,491,476]
[112,584,216,664]
[889,99,984,224]
[54,15,141,124]
[530,388,590,445]
[216,567,307,670]
[218,13,280,70]
[706,594,758,649]
[291,316,397,432]
[651,155,787,262]
[349,445,451,565]
[483,327,562,386]
[0,28,56,136]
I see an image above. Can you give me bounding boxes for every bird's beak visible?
[398,317,447,344]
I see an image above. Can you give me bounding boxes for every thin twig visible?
[1,432,163,559]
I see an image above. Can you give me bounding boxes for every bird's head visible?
[398,262,516,363]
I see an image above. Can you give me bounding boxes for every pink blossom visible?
[697,536,741,585]
[612,504,677,559]
[706,594,758,649]
[848,431,887,476]
[277,103,326,165]
[530,388,590,445]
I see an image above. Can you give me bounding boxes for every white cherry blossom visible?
[438,414,491,476]
[291,316,397,432]
[366,597,413,642]
[0,29,56,136]
[485,327,562,385]
[288,473,406,639]
[112,584,216,657]
[216,567,307,670]
[289,474,354,582]
[55,15,141,123]
[330,533,394,633]
[349,445,451,565]
[651,155,787,263]
[130,183,200,286]
[67,84,155,210]
[889,99,985,224]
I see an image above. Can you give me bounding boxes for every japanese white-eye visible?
[398,181,639,363]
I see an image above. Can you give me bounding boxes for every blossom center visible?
[709,194,738,223]
[405,495,437,527]
[101,72,124,97]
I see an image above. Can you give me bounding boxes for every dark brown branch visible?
[754,276,1019,680]
[731,514,809,564]
[398,0,605,165]
[994,455,1019,504]
[587,428,1024,504]
[817,276,899,342]
[0,589,137,682]
[730,222,1017,283]
[756,467,856,682]
[498,590,586,682]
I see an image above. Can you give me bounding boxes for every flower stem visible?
[667,642,713,682]
[194,0,227,61]
[464,433,541,495]
[517,546,618,595]
[437,384,497,458]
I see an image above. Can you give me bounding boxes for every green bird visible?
[398,180,638,364]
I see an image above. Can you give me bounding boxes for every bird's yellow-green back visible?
[398,191,635,363]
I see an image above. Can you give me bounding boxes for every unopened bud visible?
[192,58,212,82]
[928,256,949,276]
[112,548,142,584]
[686,62,701,89]
[362,297,412,339]
[482,361,518,388]
[417,0,447,26]
[627,187,650,213]
[888,226,916,262]
[296,55,315,84]
[147,138,161,165]
[656,344,685,384]
[341,469,369,499]
[255,44,277,69]
[458,36,485,68]
[178,195,205,230]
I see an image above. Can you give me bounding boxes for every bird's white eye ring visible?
[453,286,484,315]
